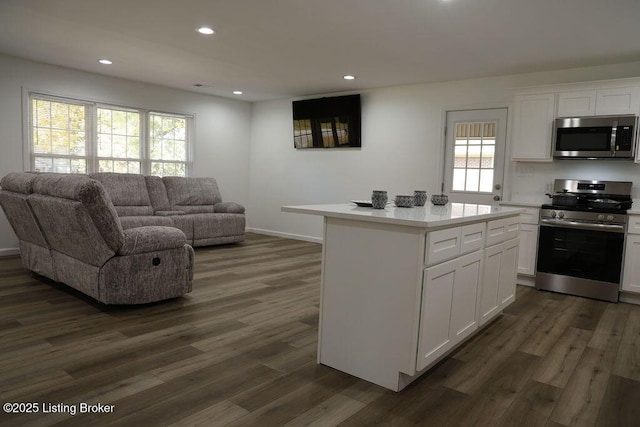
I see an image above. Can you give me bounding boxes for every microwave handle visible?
[610,121,617,154]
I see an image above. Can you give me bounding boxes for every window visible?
[149,113,187,177]
[97,107,141,174]
[32,97,88,173]
[452,121,496,192]
[28,93,192,176]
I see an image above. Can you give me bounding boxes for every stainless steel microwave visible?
[553,115,638,159]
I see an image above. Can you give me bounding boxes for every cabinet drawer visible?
[628,215,640,235]
[460,222,485,255]
[486,217,520,246]
[425,227,461,266]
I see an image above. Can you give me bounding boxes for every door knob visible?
[493,195,501,201]
[495,184,501,190]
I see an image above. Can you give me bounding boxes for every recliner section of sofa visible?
[162,176,245,246]
[0,172,194,304]
[0,172,56,280]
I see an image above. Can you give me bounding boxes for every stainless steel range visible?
[535,179,633,302]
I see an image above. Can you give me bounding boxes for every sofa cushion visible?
[189,213,246,240]
[32,174,124,255]
[155,210,186,216]
[29,194,118,267]
[144,175,171,212]
[0,191,49,247]
[214,202,245,214]
[119,226,187,255]
[169,215,194,242]
[99,246,193,304]
[90,173,153,216]
[163,176,222,213]
[0,172,38,194]
[119,215,174,230]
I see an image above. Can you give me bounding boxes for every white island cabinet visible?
[281,203,523,391]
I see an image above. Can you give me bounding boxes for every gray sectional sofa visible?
[89,173,246,246]
[0,172,246,304]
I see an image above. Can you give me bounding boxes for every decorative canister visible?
[371,190,388,209]
[431,194,449,206]
[395,195,415,208]
[414,190,427,206]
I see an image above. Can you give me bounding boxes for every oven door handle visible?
[540,218,626,233]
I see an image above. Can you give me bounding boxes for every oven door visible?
[537,223,624,284]
[536,221,624,301]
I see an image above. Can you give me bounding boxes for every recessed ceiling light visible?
[343,75,356,80]
[98,59,113,65]
[197,26,215,35]
[233,90,243,95]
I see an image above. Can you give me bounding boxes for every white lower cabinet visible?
[417,251,483,371]
[479,238,519,326]
[517,224,538,276]
[499,205,539,281]
[312,210,522,391]
[479,244,502,324]
[622,234,640,293]
[498,238,519,307]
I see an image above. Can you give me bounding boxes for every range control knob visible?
[550,211,557,218]
[558,211,565,219]
[597,214,605,221]
[607,215,614,221]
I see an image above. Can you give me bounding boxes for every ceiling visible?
[1,0,640,102]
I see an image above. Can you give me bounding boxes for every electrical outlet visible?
[516,165,530,175]
[544,183,552,193]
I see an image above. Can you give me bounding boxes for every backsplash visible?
[506,159,640,202]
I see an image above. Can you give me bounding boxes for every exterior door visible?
[443,109,508,205]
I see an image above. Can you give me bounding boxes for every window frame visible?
[24,91,193,176]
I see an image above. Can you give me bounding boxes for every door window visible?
[443,109,507,205]
[453,122,496,192]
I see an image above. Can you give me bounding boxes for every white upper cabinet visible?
[595,87,640,115]
[557,87,640,117]
[511,93,556,161]
[557,90,596,117]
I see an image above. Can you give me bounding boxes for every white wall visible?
[4,53,640,250]
[0,54,252,253]
[249,61,640,241]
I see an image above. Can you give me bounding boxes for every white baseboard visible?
[619,292,640,305]
[246,227,323,244]
[517,275,535,287]
[0,247,20,257]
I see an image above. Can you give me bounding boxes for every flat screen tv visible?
[292,94,361,148]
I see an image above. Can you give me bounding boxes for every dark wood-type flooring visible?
[1,233,640,426]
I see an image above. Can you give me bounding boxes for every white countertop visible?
[627,199,640,214]
[500,200,545,208]
[282,203,524,228]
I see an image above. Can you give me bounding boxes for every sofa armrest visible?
[214,202,245,214]
[155,210,187,216]
[118,226,187,255]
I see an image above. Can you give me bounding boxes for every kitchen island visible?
[282,203,524,391]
